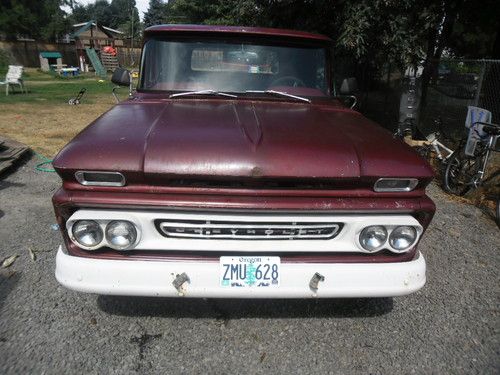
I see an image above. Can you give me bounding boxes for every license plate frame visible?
[220,256,280,288]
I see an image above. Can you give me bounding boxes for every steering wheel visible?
[270,76,306,87]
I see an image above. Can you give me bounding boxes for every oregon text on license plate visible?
[220,256,280,287]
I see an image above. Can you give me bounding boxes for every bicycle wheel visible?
[443,143,485,196]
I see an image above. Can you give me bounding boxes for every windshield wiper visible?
[245,90,311,103]
[169,90,238,99]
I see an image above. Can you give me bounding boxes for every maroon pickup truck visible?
[52,25,434,298]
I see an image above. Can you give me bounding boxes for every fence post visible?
[474,59,485,106]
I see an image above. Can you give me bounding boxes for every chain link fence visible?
[476,60,500,124]
[344,58,500,146]
[351,59,499,202]
[419,59,500,143]
[334,56,402,133]
[116,47,141,69]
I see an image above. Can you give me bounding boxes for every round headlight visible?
[72,220,103,249]
[105,221,137,250]
[359,225,388,252]
[389,226,417,251]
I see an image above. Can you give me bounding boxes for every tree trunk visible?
[420,0,464,119]
[492,21,500,59]
[420,28,438,114]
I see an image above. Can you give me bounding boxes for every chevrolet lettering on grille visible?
[155,220,342,240]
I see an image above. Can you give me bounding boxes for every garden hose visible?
[34,152,55,173]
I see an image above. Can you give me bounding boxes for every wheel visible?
[443,143,485,196]
[68,98,74,105]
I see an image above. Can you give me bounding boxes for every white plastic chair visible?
[0,65,26,96]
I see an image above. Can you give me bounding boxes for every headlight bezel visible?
[105,220,138,250]
[68,219,140,251]
[389,225,418,252]
[70,220,105,250]
[359,225,388,252]
[357,224,421,253]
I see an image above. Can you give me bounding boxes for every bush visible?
[0,49,14,75]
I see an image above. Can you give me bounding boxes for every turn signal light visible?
[75,171,125,187]
[374,178,418,192]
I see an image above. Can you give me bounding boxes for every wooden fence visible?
[0,41,78,68]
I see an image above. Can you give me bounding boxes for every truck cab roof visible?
[144,24,332,43]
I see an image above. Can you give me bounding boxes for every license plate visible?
[220,256,280,288]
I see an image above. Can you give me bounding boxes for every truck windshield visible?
[139,38,329,96]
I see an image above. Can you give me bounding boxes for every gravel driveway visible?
[0,157,498,374]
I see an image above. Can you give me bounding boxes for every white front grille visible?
[156,220,341,240]
[66,210,423,253]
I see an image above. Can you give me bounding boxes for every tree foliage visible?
[71,4,92,24]
[144,0,168,28]
[163,0,437,70]
[447,0,500,58]
[90,0,115,26]
[70,0,140,39]
[0,0,71,41]
[111,0,141,39]
[163,0,497,60]
[110,0,138,28]
[1,0,497,65]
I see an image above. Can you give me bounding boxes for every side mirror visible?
[111,68,133,103]
[340,77,358,95]
[111,67,131,86]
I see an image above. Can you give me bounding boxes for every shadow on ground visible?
[0,272,21,322]
[97,295,393,319]
[0,151,33,184]
[0,180,25,192]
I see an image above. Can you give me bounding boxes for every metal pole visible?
[130,0,134,66]
[474,60,485,107]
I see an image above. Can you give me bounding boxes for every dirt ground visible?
[0,68,116,157]
[0,102,113,157]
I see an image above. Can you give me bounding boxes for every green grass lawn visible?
[0,68,118,156]
[0,68,117,105]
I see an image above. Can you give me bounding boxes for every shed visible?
[72,21,124,73]
[72,21,124,50]
[39,51,63,72]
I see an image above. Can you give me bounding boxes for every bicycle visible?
[398,118,454,170]
[443,121,500,196]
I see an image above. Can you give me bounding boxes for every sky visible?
[74,0,151,21]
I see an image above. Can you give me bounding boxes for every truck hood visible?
[53,98,433,184]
